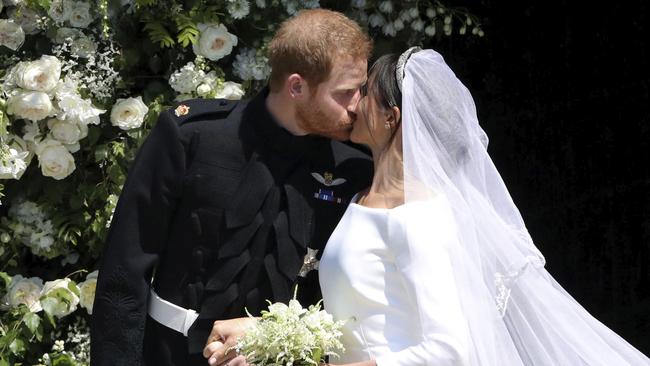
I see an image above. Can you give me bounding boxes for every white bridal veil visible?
[399,48,650,365]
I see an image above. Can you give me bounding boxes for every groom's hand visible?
[203,317,256,366]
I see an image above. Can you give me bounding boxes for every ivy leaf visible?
[0,271,11,290]
[9,338,25,356]
[22,312,41,337]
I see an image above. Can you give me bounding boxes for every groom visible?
[90,9,373,366]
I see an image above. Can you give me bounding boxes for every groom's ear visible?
[287,74,307,99]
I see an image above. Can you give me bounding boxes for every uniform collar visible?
[242,87,325,157]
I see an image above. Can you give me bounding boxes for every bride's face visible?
[350,75,400,151]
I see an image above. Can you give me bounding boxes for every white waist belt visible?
[148,288,199,336]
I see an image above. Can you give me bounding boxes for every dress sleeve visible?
[90,110,187,366]
[375,198,470,366]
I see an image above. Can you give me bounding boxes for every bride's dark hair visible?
[367,53,402,113]
[361,53,403,146]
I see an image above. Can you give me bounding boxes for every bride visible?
[317,48,650,366]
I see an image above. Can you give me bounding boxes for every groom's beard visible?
[296,100,352,141]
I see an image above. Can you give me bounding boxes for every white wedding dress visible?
[318,48,650,366]
[319,194,470,366]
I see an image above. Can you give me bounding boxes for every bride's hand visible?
[203,317,257,366]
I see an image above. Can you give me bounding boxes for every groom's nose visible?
[347,88,362,113]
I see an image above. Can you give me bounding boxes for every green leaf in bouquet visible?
[143,21,176,48]
[22,312,41,337]
[8,338,25,356]
[107,163,126,185]
[51,353,77,366]
[0,271,11,290]
[175,15,200,48]
[67,280,80,297]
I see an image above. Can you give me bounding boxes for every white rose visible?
[216,81,245,100]
[15,55,62,92]
[67,1,93,28]
[0,135,32,180]
[7,91,56,122]
[110,96,148,130]
[35,139,76,180]
[192,23,238,61]
[48,0,72,23]
[40,278,80,318]
[195,83,212,97]
[53,27,84,44]
[56,91,105,125]
[6,275,43,312]
[70,34,97,58]
[8,6,41,35]
[78,270,98,314]
[0,19,26,51]
[47,118,84,145]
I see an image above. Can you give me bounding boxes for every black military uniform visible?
[90,88,373,366]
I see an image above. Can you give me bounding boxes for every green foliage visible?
[143,20,176,48]
[175,15,200,48]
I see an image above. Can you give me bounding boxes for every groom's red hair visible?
[268,8,372,92]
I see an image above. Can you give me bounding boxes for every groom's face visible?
[296,55,367,141]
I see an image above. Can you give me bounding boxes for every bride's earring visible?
[384,121,391,130]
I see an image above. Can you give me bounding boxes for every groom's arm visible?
[90,110,187,365]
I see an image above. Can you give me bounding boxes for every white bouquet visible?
[236,297,345,366]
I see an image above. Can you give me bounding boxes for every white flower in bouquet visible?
[5,275,44,312]
[70,34,97,58]
[40,278,80,318]
[233,48,271,81]
[110,96,149,130]
[378,0,393,14]
[7,90,56,122]
[237,298,345,366]
[227,0,250,19]
[8,6,42,35]
[0,135,31,180]
[411,18,425,32]
[47,118,87,152]
[196,83,212,97]
[193,23,238,61]
[29,223,55,251]
[67,1,94,28]
[169,62,204,94]
[35,139,76,180]
[14,55,62,93]
[0,19,25,51]
[78,270,98,314]
[48,0,72,24]
[216,81,245,100]
[255,0,266,8]
[22,121,43,145]
[56,88,105,126]
[368,13,386,28]
[53,27,84,44]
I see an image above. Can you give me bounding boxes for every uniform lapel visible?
[224,152,274,229]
